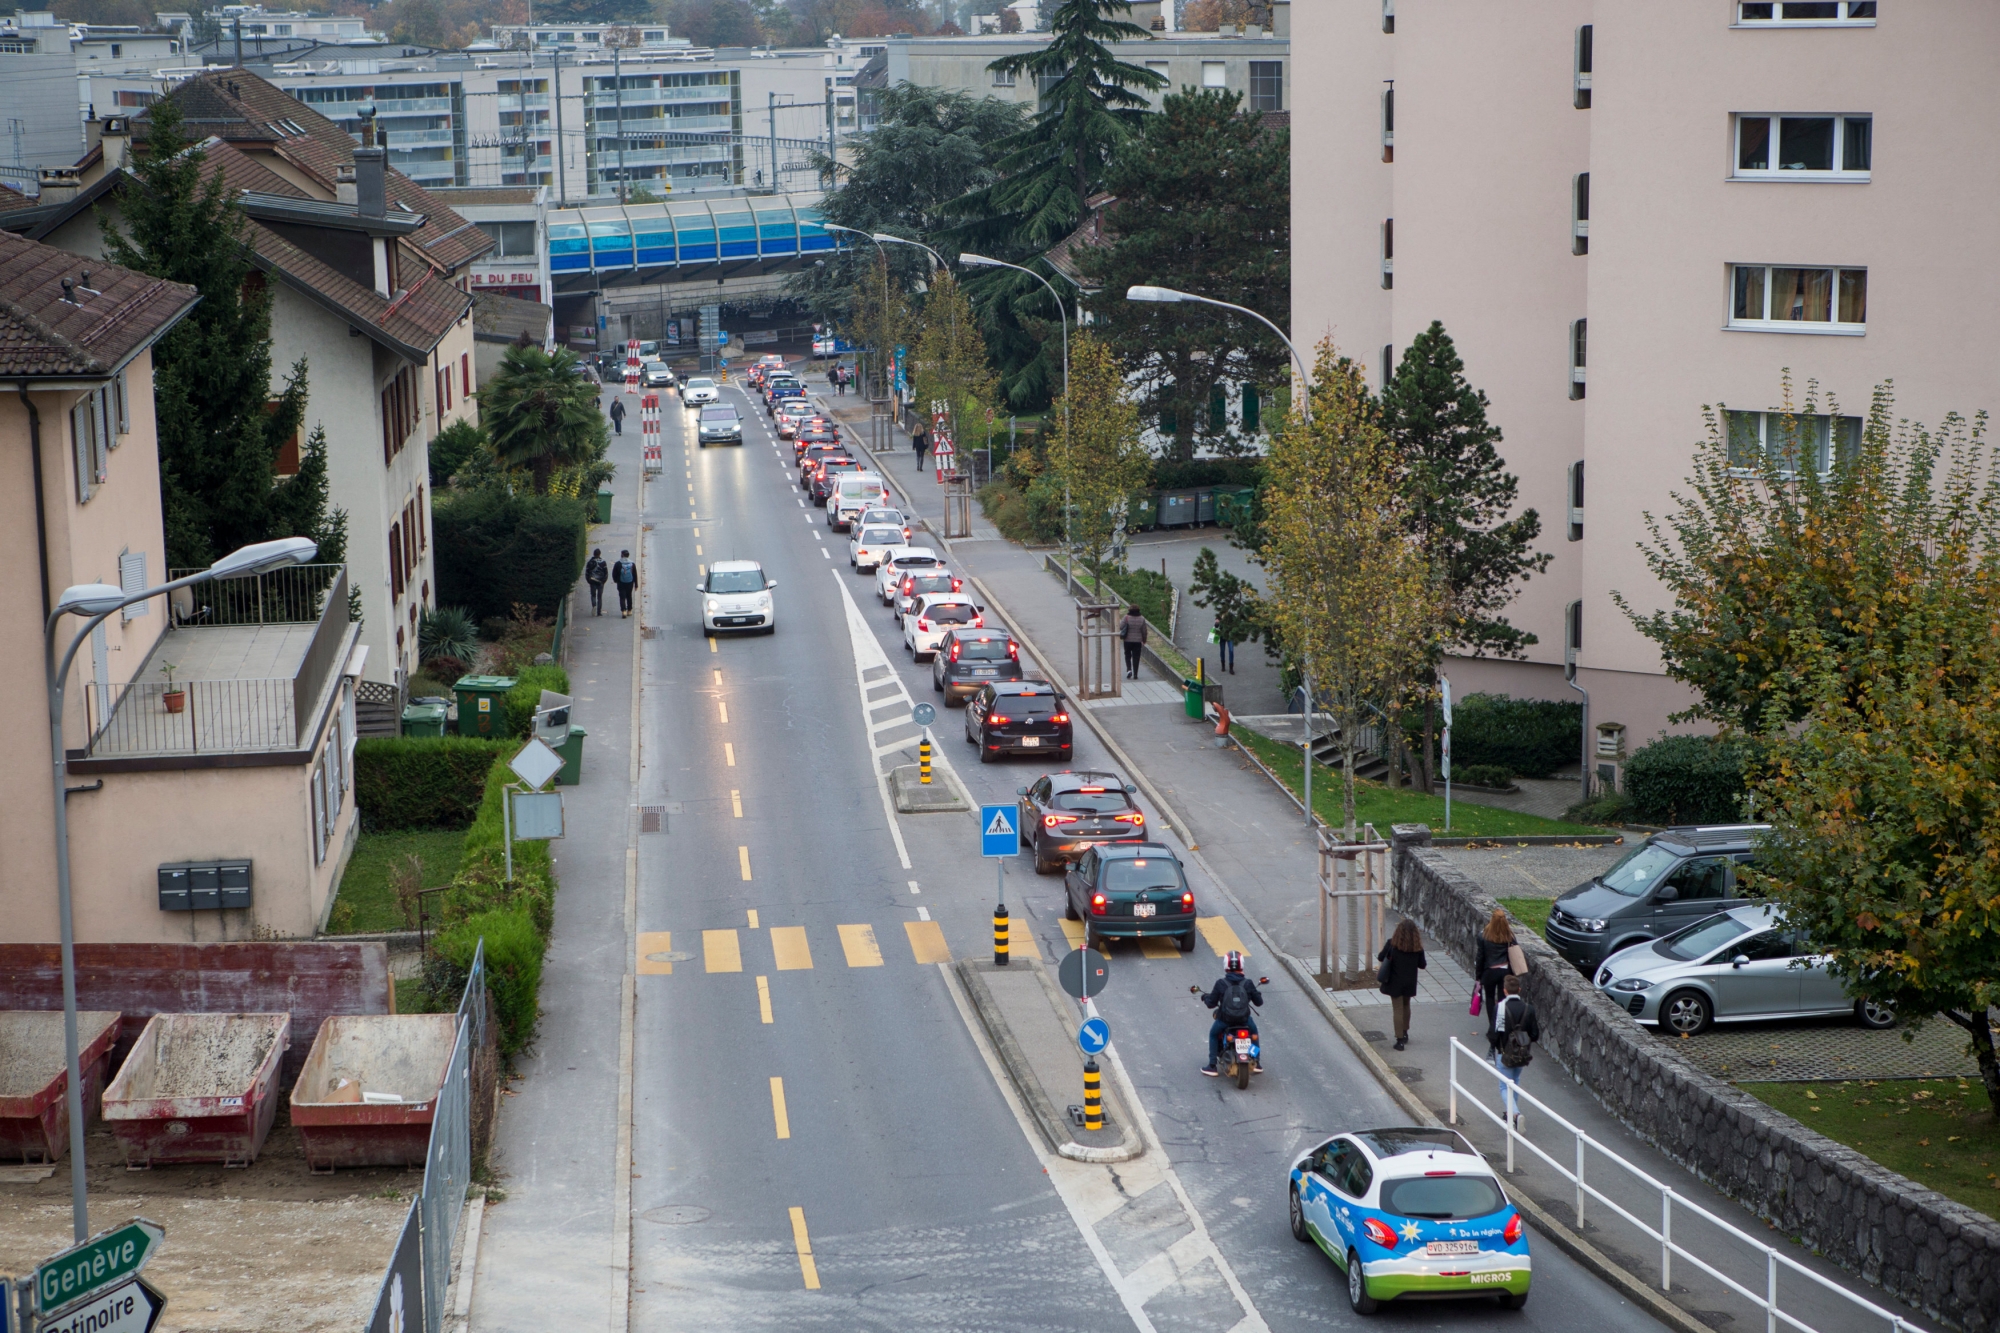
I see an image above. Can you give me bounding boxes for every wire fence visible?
[87,677,299,757]
[166,563,347,627]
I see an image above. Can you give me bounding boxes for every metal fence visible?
[166,563,347,627]
[1446,1037,1924,1333]
[87,677,300,757]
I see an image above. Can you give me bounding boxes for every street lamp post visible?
[1124,285,1311,425]
[43,536,318,1242]
[822,223,891,400]
[961,253,1072,566]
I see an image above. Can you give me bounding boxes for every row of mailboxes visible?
[158,861,253,911]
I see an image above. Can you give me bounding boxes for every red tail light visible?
[949,642,961,662]
[971,615,983,628]
[1052,713,1069,724]
[1181,891,1194,908]
[951,577,963,591]
[1090,893,1107,914]
[1044,813,1078,827]
[1503,1213,1522,1245]
[1112,813,1144,825]
[917,618,931,632]
[1362,1217,1399,1248]
[986,714,1009,725]
[1008,642,1019,660]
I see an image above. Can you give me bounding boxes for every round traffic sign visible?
[911,702,936,726]
[1058,948,1110,1000]
[1077,1016,1110,1054]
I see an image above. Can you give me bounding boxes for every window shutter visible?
[120,550,150,617]
[1573,26,1592,108]
[1381,218,1393,289]
[389,522,404,596]
[72,401,93,502]
[112,370,129,438]
[1572,173,1590,255]
[1569,319,1587,399]
[1381,87,1394,161]
[1566,461,1584,541]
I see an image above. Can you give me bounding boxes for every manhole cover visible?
[642,1205,711,1225]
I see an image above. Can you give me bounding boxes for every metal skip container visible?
[289,1014,459,1171]
[103,1012,290,1167]
[0,1010,123,1162]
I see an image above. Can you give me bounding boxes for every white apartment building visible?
[1292,0,1989,771]
[0,11,186,178]
[482,20,685,53]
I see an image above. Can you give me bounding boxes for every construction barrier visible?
[624,339,640,394]
[641,391,662,474]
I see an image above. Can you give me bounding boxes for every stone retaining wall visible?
[1389,824,1998,1332]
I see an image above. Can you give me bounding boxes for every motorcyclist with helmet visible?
[1199,950,1263,1076]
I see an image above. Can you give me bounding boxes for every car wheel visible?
[1289,1187,1310,1243]
[701,624,714,638]
[1085,925,1107,954]
[1346,1251,1378,1315]
[933,674,943,693]
[1855,999,1897,1030]
[1034,849,1060,876]
[1496,1290,1529,1311]
[978,743,995,764]
[1662,989,1712,1036]
[1064,895,1080,921]
[1179,930,1197,953]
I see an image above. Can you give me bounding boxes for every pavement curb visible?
[953,960,1143,1164]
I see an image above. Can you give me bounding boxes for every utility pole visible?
[550,49,567,204]
[768,91,778,193]
[613,42,625,200]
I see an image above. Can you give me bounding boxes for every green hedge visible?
[354,737,514,831]
[433,905,542,1058]
[1625,734,1759,826]
[1455,764,1513,789]
[432,487,588,622]
[1149,458,1265,490]
[505,665,572,738]
[1441,693,1582,779]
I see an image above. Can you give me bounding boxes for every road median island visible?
[890,762,970,813]
[953,960,1141,1164]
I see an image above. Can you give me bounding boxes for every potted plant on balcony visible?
[160,661,185,714]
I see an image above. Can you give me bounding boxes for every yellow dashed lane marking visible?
[756,975,773,1023]
[695,544,703,555]
[719,701,729,723]
[746,909,759,929]
[702,929,741,973]
[724,742,735,765]
[770,1076,791,1139]
[637,931,673,975]
[837,924,883,968]
[738,846,752,880]
[770,925,813,970]
[1059,919,1085,949]
[1197,916,1247,959]
[789,1207,820,1290]
[731,789,743,818]
[904,919,951,964]
[709,638,718,654]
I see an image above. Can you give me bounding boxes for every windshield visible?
[700,408,737,422]
[1104,859,1182,893]
[861,510,903,525]
[924,602,975,623]
[1053,790,1127,813]
[1661,914,1752,961]
[687,378,715,389]
[1379,1175,1507,1220]
[861,527,902,544]
[1600,843,1680,897]
[907,575,954,595]
[707,570,765,593]
[955,638,1012,660]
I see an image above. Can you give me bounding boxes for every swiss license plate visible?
[973,668,994,675]
[1133,903,1156,917]
[1425,1241,1479,1257]
[1021,736,1041,747]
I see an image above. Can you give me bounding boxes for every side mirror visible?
[1124,783,1138,794]
[693,583,706,593]
[1731,955,1750,969]
[1189,985,1202,995]
[1015,787,1027,796]
[1655,885,1680,902]
[764,580,778,589]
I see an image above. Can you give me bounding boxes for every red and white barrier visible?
[641,390,662,473]
[625,339,641,394]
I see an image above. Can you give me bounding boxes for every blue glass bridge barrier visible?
[548,191,839,275]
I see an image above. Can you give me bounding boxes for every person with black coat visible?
[1376,920,1426,1050]
[584,548,609,615]
[612,549,638,617]
[1474,908,1523,1024]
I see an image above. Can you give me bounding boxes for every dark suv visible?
[966,680,1072,765]
[1544,824,1771,974]
[1016,769,1144,874]
[1065,842,1196,953]
[933,629,1023,702]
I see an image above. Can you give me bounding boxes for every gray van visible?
[1543,824,1770,974]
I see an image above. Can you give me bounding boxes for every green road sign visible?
[35,1220,163,1316]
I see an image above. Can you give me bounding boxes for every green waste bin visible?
[1183,678,1206,720]
[555,725,587,786]
[453,674,517,738]
[400,702,447,738]
[595,484,613,525]
[1213,486,1256,528]
[1126,493,1158,531]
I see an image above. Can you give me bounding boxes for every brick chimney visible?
[354,102,385,218]
[335,163,357,206]
[99,116,131,171]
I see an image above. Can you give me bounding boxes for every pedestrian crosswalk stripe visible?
[1197,916,1247,960]
[637,931,674,975]
[769,925,813,970]
[904,919,951,964]
[837,923,884,967]
[703,929,742,973]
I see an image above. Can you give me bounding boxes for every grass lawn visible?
[1739,1077,2000,1220]
[329,830,466,933]
[1232,726,1606,840]
[1497,896,1553,937]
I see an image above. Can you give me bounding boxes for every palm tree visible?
[479,343,606,493]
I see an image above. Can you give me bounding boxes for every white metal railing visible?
[1446,1038,1923,1333]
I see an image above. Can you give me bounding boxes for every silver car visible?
[1595,903,1896,1035]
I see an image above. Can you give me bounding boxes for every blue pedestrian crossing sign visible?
[1077,1017,1110,1054]
[980,804,1018,858]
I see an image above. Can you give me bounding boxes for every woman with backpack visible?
[1473,909,1526,1024]
[1488,974,1540,1129]
[1375,921,1426,1051]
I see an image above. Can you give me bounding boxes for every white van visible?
[828,472,888,532]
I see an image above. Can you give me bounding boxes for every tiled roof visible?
[0,232,198,379]
[247,213,468,360]
[0,183,39,214]
[1045,192,1116,288]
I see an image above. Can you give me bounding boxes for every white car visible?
[856,507,911,544]
[683,377,719,405]
[698,560,776,635]
[849,522,907,572]
[903,593,982,660]
[875,546,945,605]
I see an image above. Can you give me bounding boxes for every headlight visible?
[1610,978,1654,992]
[1580,918,1608,932]
[706,598,720,612]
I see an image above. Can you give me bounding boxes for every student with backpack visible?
[1488,974,1540,1129]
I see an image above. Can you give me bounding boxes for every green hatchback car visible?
[1063,842,1197,954]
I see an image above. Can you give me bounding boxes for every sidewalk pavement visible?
[817,389,1936,1333]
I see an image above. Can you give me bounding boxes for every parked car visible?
[876,547,944,603]
[697,405,742,447]
[697,560,776,635]
[1595,902,1897,1035]
[683,377,719,405]
[1064,841,1195,952]
[933,628,1023,702]
[1016,769,1139,872]
[903,593,982,659]
[1543,824,1771,974]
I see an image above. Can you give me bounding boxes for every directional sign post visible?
[37,1278,164,1333]
[34,1219,162,1319]
[1058,948,1110,1001]
[979,804,1017,858]
[1077,1016,1110,1055]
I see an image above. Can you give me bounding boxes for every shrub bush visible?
[1150,458,1265,491]
[433,904,543,1056]
[505,664,572,738]
[452,760,555,937]
[1440,694,1582,779]
[1624,734,1759,826]
[1455,763,1514,789]
[354,737,514,831]
[432,487,588,622]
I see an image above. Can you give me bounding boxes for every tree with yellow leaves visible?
[1048,333,1152,574]
[912,269,999,453]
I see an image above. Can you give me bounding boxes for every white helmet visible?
[1225,950,1245,974]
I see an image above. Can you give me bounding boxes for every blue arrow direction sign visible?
[1077,1017,1110,1054]
[980,804,1018,858]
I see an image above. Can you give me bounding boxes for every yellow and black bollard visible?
[1082,1060,1103,1131]
[919,734,932,785]
[993,903,1010,966]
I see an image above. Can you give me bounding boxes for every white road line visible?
[834,571,912,871]
[916,905,931,921]
[908,880,921,894]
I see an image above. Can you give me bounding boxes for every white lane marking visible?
[833,571,912,871]
[908,880,921,895]
[821,548,831,559]
[916,905,931,921]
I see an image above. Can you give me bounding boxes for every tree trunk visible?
[1339,733,1358,841]
[1948,1008,2000,1117]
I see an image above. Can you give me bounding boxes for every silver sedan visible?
[1594,903,1896,1035]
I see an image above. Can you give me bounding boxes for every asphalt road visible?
[628,378,1668,1332]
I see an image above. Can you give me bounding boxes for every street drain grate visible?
[640,806,667,833]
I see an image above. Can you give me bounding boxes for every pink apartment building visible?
[1293,0,1990,783]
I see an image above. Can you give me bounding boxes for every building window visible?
[1729,264,1867,332]
[1572,172,1589,255]
[1725,409,1862,476]
[71,388,111,502]
[1242,385,1260,433]
[389,521,405,597]
[1201,61,1226,89]
[1566,461,1584,540]
[992,66,1016,87]
[381,364,419,461]
[1734,114,1870,179]
[1382,0,1394,34]
[1248,61,1282,112]
[1569,318,1587,399]
[1381,344,1394,392]
[1565,600,1582,669]
[1209,386,1227,433]
[1574,25,1592,108]
[1380,218,1393,289]
[1735,2,1876,25]
[1381,86,1393,162]
[119,550,149,621]
[461,352,471,399]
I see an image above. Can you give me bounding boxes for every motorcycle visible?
[1193,981,1269,1089]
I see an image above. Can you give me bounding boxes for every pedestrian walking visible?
[1488,974,1540,1128]
[1119,606,1148,679]
[839,365,849,395]
[1472,908,1525,1023]
[608,397,626,435]
[585,548,609,616]
[912,427,929,472]
[1375,920,1426,1050]
[612,549,638,618]
[1217,635,1236,673]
